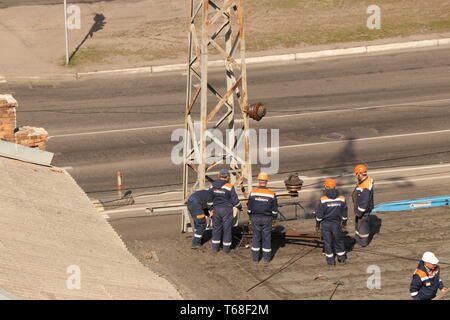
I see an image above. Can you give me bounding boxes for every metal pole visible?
[183,0,195,201]
[225,0,236,186]
[238,0,252,193]
[199,0,209,190]
[64,0,69,65]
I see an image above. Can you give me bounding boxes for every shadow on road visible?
[69,13,107,63]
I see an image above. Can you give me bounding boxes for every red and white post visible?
[117,171,123,198]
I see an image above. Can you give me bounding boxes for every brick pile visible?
[0,94,48,150]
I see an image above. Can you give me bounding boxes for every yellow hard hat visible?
[257,172,269,181]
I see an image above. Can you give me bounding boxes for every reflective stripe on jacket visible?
[410,260,444,300]
[352,176,374,216]
[248,187,278,216]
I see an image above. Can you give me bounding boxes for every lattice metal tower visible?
[183,0,255,201]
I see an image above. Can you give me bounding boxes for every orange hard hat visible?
[324,178,337,188]
[354,164,368,175]
[257,172,269,181]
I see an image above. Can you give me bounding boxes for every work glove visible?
[272,211,278,220]
[315,221,321,233]
[341,220,347,232]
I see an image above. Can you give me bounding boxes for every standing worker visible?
[352,164,374,247]
[410,252,448,300]
[187,189,212,249]
[209,169,242,253]
[247,172,278,264]
[315,178,348,266]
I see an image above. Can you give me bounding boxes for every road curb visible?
[74,37,450,78]
[2,37,450,82]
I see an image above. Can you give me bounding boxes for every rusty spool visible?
[284,173,304,196]
[247,102,266,121]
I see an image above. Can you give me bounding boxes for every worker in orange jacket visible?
[352,164,374,247]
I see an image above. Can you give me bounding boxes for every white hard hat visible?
[422,252,439,265]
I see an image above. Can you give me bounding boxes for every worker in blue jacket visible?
[352,164,374,247]
[187,189,212,249]
[209,169,242,253]
[410,252,448,300]
[315,178,348,266]
[247,172,278,264]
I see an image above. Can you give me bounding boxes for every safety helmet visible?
[257,172,269,181]
[422,252,439,265]
[323,178,337,188]
[354,164,368,175]
[219,168,230,177]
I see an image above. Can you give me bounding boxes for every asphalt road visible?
[1,46,450,203]
[0,0,113,8]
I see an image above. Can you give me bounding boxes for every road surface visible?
[1,46,449,205]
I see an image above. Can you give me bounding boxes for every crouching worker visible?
[315,178,348,266]
[247,172,278,264]
[410,252,448,300]
[187,189,212,249]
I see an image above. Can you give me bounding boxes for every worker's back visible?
[317,189,348,222]
[209,180,239,208]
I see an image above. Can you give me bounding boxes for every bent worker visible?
[410,252,448,300]
[315,178,348,266]
[247,172,278,264]
[352,164,374,247]
[209,168,242,253]
[187,189,212,249]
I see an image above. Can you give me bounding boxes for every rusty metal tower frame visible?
[182,0,252,201]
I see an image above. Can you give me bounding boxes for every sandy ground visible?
[111,203,450,300]
[0,0,449,75]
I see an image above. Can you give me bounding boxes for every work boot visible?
[263,259,271,264]
[337,255,347,264]
[191,240,201,249]
[326,256,335,266]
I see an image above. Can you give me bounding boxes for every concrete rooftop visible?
[0,156,181,299]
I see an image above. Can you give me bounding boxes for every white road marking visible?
[297,173,450,194]
[270,163,450,185]
[50,123,182,138]
[260,97,450,121]
[267,128,450,151]
[0,76,6,83]
[48,97,450,139]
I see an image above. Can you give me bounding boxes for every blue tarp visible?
[372,196,450,212]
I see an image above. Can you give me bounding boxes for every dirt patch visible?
[111,205,450,300]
